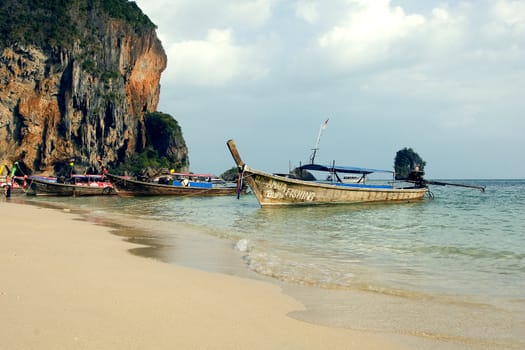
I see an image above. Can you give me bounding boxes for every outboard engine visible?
[407,170,426,188]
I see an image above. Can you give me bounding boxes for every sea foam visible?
[235,238,250,252]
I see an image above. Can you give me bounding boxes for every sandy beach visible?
[0,200,408,350]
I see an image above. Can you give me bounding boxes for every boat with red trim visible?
[25,174,115,196]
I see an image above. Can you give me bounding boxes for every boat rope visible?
[179,186,219,198]
[236,164,246,199]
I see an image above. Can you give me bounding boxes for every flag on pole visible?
[322,118,329,130]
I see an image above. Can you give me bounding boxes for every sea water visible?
[24,179,525,349]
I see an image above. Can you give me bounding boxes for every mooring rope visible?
[236,164,246,199]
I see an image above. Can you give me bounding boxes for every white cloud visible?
[164,28,268,87]
[134,0,275,88]
[317,1,425,67]
[424,7,465,49]
[136,0,276,39]
[226,0,276,27]
[491,0,525,34]
[295,1,320,24]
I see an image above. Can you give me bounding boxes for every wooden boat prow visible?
[227,139,428,207]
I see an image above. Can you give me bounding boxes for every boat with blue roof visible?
[226,139,428,207]
[106,172,242,197]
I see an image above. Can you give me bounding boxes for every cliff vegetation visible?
[0,0,155,48]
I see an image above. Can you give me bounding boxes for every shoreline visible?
[0,199,408,349]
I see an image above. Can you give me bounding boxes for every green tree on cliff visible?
[113,112,189,175]
[144,112,188,169]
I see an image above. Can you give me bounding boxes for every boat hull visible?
[27,178,115,196]
[244,168,427,206]
[107,174,240,197]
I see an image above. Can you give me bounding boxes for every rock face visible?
[0,0,188,174]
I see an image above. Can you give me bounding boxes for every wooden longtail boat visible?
[26,175,115,196]
[226,139,428,207]
[106,173,241,197]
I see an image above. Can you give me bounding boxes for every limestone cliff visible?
[0,0,188,175]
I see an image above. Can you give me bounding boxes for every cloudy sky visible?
[134,0,524,179]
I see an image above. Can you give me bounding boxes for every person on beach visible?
[96,157,108,179]
[3,175,12,198]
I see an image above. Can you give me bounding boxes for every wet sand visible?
[0,201,407,349]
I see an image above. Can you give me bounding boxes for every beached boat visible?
[106,173,241,197]
[226,139,428,207]
[26,174,115,196]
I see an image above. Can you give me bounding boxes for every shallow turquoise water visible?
[28,180,525,306]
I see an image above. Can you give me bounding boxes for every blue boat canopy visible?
[299,163,393,175]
